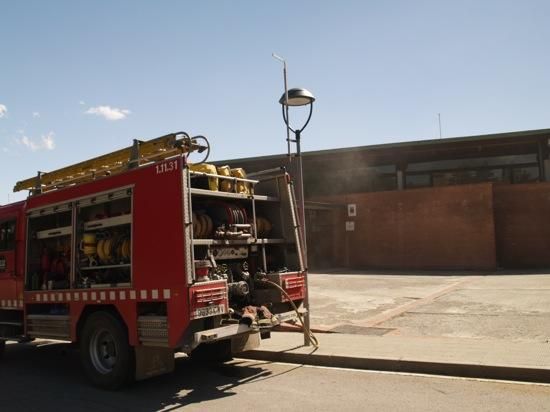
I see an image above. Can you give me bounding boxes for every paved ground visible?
[1,341,550,411]
[308,271,550,344]
[242,331,550,382]
[236,271,550,383]
[2,271,549,410]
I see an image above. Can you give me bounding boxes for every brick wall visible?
[493,182,550,268]
[311,183,498,270]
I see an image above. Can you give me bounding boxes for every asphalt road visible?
[1,341,549,411]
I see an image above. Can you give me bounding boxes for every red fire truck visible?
[0,132,307,388]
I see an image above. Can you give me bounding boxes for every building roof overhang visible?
[215,128,550,170]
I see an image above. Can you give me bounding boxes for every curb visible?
[239,349,550,384]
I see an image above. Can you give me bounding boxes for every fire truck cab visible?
[0,132,307,388]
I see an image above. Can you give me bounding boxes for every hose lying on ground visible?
[260,278,319,348]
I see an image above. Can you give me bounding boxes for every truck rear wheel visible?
[80,311,134,389]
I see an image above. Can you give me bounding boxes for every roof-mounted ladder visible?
[14,131,207,195]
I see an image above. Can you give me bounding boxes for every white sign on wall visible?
[348,203,357,217]
[345,221,355,231]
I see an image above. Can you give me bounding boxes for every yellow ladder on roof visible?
[14,132,204,194]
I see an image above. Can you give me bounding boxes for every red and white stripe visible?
[28,288,172,304]
[0,299,24,309]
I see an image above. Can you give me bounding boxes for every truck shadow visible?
[0,341,294,411]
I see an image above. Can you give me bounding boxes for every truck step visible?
[0,321,23,326]
[26,314,70,340]
[0,322,24,339]
[137,316,169,346]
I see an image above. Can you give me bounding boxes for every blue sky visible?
[1,0,549,202]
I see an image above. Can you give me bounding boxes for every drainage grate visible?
[329,325,395,336]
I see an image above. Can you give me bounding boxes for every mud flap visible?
[135,346,175,381]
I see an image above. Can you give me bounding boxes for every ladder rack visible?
[14,132,206,194]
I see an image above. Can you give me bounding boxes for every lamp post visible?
[279,87,315,346]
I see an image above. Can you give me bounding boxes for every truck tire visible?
[190,339,233,363]
[80,311,134,389]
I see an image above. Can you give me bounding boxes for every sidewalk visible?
[240,331,550,383]
[240,271,550,383]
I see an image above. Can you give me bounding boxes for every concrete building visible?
[218,128,550,271]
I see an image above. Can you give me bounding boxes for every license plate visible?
[192,304,226,319]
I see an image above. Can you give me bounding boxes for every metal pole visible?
[438,113,442,139]
[294,129,311,346]
[283,65,291,160]
[272,54,292,160]
[272,53,311,346]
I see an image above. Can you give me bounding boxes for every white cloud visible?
[79,100,85,105]
[16,131,55,151]
[0,104,7,118]
[32,112,40,118]
[85,105,130,121]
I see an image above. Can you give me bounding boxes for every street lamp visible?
[279,88,316,107]
[279,87,315,346]
[279,88,316,157]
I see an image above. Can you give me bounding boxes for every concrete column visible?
[538,140,548,182]
[397,169,404,190]
[396,163,407,190]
